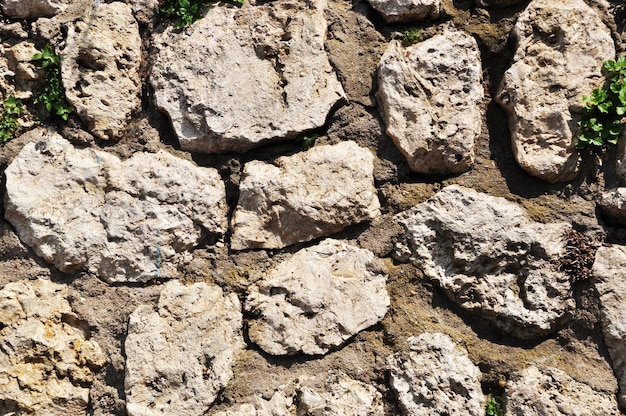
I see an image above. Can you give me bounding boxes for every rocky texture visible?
[377,29,483,175]
[476,0,526,8]
[245,239,389,355]
[150,0,345,154]
[366,0,439,23]
[0,279,106,415]
[298,373,384,415]
[592,245,626,409]
[506,366,620,415]
[61,2,141,140]
[495,0,615,183]
[0,0,72,18]
[387,332,485,416]
[394,185,574,339]
[598,188,626,223]
[125,280,244,416]
[230,141,380,250]
[2,41,40,100]
[4,131,227,283]
[211,392,294,416]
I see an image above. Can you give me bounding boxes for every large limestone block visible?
[593,245,626,408]
[506,366,619,415]
[245,239,389,355]
[394,185,574,339]
[61,2,141,140]
[150,0,345,153]
[4,130,228,283]
[231,141,380,250]
[298,374,384,415]
[377,29,483,175]
[366,0,439,23]
[387,333,485,416]
[0,279,106,416]
[211,392,294,416]
[125,280,244,416]
[495,0,615,183]
[1,0,72,18]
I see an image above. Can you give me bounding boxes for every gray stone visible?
[1,0,72,18]
[394,185,574,339]
[4,131,228,283]
[598,188,626,224]
[245,239,389,355]
[210,392,294,416]
[150,0,345,153]
[377,28,483,175]
[495,0,615,183]
[366,0,439,23]
[387,333,485,416]
[592,245,626,409]
[298,373,384,416]
[231,141,380,250]
[125,280,244,416]
[61,2,141,140]
[0,279,106,416]
[506,366,619,415]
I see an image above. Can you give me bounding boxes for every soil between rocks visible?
[1,0,625,414]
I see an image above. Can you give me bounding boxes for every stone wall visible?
[1,0,625,415]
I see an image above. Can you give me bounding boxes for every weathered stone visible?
[476,0,526,7]
[4,131,228,283]
[495,0,615,183]
[598,188,626,224]
[125,280,244,416]
[245,239,389,355]
[394,185,574,339]
[377,28,483,175]
[1,0,72,18]
[61,2,141,140]
[0,279,106,416]
[150,0,345,153]
[366,0,439,23]
[298,373,384,415]
[592,245,626,409]
[4,41,40,97]
[211,392,294,416]
[506,366,619,415]
[387,333,485,416]
[231,141,380,250]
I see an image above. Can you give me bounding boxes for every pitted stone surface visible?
[4,131,227,283]
[211,392,294,416]
[394,185,574,339]
[495,0,615,183]
[387,333,485,416]
[61,2,141,140]
[245,239,389,355]
[231,141,380,250]
[377,29,482,175]
[1,0,73,18]
[150,0,345,153]
[0,278,106,416]
[506,366,619,415]
[125,280,244,416]
[366,0,439,23]
[297,373,384,415]
[592,245,626,409]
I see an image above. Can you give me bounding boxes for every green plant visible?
[485,396,505,416]
[0,95,24,145]
[401,28,421,46]
[577,56,626,149]
[32,45,74,121]
[300,133,318,150]
[157,0,243,28]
